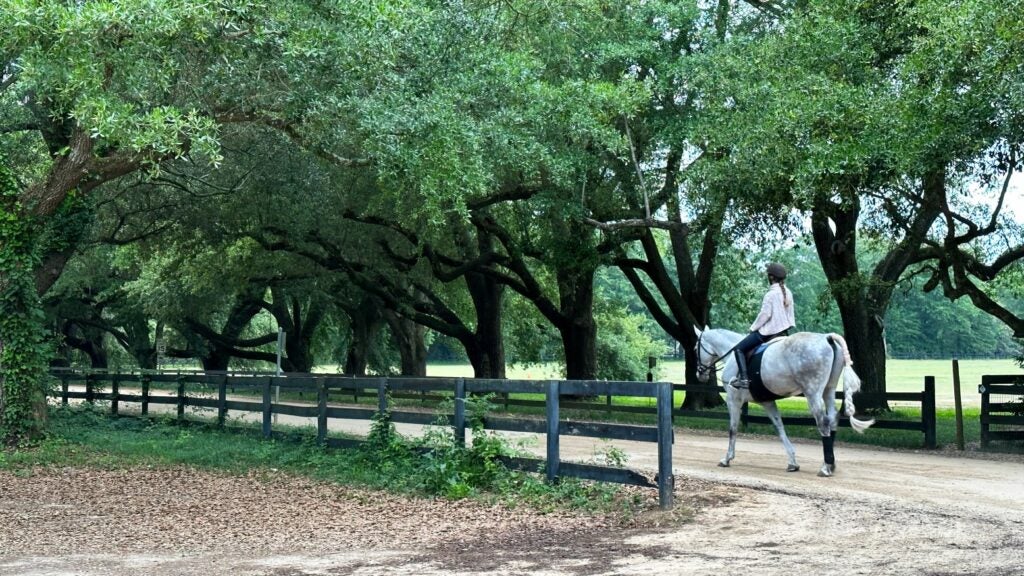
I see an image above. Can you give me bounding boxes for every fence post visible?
[546,380,560,483]
[454,377,466,448]
[262,377,273,439]
[217,375,227,428]
[176,376,186,421]
[111,373,119,416]
[60,374,69,405]
[923,376,936,449]
[317,379,328,446]
[657,381,674,510]
[141,375,151,416]
[85,373,94,405]
[952,359,964,450]
[980,376,990,448]
[377,377,388,415]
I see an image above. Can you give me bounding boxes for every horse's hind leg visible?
[762,401,799,472]
[825,386,839,468]
[825,386,840,434]
[807,396,835,477]
[719,392,742,467]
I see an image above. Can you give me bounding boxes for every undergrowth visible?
[1,402,647,518]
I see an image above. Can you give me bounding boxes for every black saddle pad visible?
[748,343,786,402]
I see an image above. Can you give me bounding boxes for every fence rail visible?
[672,378,937,449]
[979,375,1024,447]
[49,368,676,509]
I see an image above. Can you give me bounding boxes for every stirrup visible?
[730,378,749,389]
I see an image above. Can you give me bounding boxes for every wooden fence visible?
[978,374,1024,447]
[495,379,937,446]
[442,377,937,448]
[673,378,937,449]
[49,368,676,510]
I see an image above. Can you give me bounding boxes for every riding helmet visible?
[766,262,787,280]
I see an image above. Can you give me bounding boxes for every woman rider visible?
[732,262,795,389]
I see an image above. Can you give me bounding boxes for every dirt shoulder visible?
[3,424,1024,576]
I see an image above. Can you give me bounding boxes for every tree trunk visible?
[345,302,383,376]
[811,199,891,412]
[836,304,888,410]
[466,271,506,379]
[202,351,231,372]
[205,291,264,371]
[284,331,314,373]
[557,267,597,380]
[268,290,326,374]
[83,339,108,369]
[0,249,50,443]
[62,322,109,369]
[680,281,718,409]
[125,317,158,370]
[384,311,427,376]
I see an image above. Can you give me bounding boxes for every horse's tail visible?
[828,333,875,434]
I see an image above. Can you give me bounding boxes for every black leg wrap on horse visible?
[822,434,835,465]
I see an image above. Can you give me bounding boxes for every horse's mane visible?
[710,328,744,341]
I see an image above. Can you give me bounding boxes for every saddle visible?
[743,334,788,361]
[745,336,788,402]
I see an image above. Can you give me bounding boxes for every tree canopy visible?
[2,0,1022,440]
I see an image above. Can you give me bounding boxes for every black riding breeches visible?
[734,331,764,380]
[733,329,790,380]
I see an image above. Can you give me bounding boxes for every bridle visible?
[694,330,737,378]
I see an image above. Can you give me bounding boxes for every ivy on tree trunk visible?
[0,154,50,444]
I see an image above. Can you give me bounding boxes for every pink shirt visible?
[750,283,795,336]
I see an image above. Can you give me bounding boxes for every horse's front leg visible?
[719,390,742,468]
[807,396,835,477]
[762,401,799,472]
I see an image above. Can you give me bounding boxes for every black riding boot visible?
[732,350,750,389]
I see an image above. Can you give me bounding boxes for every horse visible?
[692,326,874,477]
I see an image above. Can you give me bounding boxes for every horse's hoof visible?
[787,464,800,472]
[818,463,835,477]
[718,460,730,468]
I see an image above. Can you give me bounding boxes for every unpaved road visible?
[3,402,1024,575]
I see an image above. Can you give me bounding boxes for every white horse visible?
[693,326,874,477]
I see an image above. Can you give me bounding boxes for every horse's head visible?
[692,325,717,382]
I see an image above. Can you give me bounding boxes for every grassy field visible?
[426,358,1022,407]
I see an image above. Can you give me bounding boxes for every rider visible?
[731,262,795,389]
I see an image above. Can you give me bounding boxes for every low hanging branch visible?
[583,127,690,234]
[583,216,689,233]
[920,154,1024,337]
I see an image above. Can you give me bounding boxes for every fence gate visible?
[979,375,1024,447]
